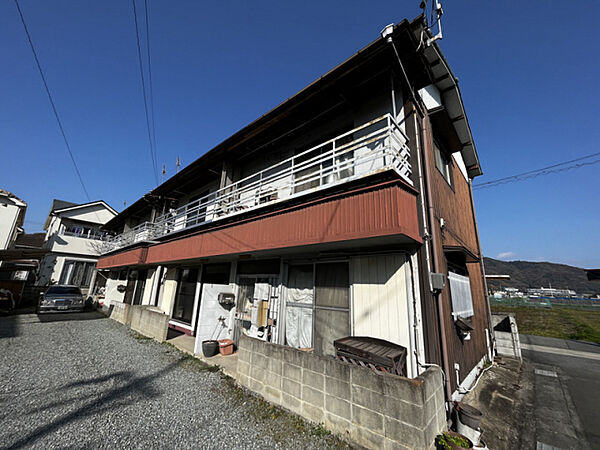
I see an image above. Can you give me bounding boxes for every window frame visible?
[171,267,201,324]
[59,259,96,287]
[433,138,454,188]
[283,260,351,356]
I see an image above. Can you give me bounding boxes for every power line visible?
[14,0,91,202]
[131,0,159,185]
[473,151,600,190]
[144,0,159,164]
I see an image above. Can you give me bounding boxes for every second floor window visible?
[63,224,105,240]
[434,139,453,187]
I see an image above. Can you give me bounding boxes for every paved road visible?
[521,334,600,449]
[0,312,345,449]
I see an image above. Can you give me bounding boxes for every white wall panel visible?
[351,254,412,364]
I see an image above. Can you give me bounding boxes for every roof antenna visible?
[162,164,166,182]
[176,156,181,173]
[420,0,444,46]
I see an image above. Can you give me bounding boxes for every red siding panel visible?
[97,247,147,269]
[98,184,420,269]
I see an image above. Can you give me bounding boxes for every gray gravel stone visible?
[0,312,348,449]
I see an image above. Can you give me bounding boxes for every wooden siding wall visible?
[422,114,489,393]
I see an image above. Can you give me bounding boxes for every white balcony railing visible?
[102,114,411,254]
[61,229,109,241]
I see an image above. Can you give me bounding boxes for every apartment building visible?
[97,15,490,415]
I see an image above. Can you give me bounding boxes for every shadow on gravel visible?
[5,362,182,449]
[36,311,106,323]
[0,317,18,339]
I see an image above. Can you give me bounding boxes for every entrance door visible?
[233,276,280,345]
[172,268,200,325]
[123,271,136,305]
[132,269,148,305]
[194,263,232,341]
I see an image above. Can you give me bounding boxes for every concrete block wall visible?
[492,313,522,360]
[129,305,169,342]
[108,302,131,326]
[235,335,446,449]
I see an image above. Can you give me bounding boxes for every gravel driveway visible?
[0,312,345,449]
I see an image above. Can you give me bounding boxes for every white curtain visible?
[448,271,474,318]
[286,266,314,349]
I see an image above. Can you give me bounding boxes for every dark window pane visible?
[172,268,199,323]
[132,269,147,305]
[314,309,349,357]
[59,262,72,284]
[202,263,231,284]
[315,262,349,308]
[237,259,280,275]
[47,286,81,296]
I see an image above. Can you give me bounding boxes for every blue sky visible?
[1,1,598,267]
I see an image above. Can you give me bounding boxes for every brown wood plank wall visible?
[421,114,489,393]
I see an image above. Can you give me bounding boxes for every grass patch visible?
[129,330,153,341]
[163,341,220,372]
[491,305,600,343]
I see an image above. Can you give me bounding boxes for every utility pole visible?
[176,156,181,173]
[162,164,166,183]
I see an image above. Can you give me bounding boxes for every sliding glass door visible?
[172,267,200,324]
[284,262,350,356]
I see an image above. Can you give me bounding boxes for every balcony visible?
[61,229,108,241]
[102,114,411,254]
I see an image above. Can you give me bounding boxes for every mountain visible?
[483,257,600,296]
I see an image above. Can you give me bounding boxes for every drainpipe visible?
[418,112,453,404]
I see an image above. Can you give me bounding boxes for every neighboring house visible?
[96,16,491,444]
[0,189,27,252]
[38,199,117,295]
[0,189,29,305]
[6,232,47,281]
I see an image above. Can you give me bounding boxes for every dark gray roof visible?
[50,199,77,212]
[13,233,46,249]
[0,188,26,205]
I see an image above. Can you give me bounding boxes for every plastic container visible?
[473,440,488,450]
[456,402,483,430]
[218,339,235,356]
[202,340,219,357]
[457,419,481,446]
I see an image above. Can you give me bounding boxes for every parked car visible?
[37,285,85,314]
[0,288,15,313]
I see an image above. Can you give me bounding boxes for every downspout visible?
[467,180,495,360]
[418,112,453,403]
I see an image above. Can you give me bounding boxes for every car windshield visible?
[46,286,81,296]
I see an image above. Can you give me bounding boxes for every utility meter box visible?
[430,273,446,291]
[218,292,235,308]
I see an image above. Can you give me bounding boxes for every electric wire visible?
[473,151,600,190]
[132,0,159,185]
[14,0,91,202]
[144,0,158,162]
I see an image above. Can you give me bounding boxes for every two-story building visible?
[97,15,491,417]
[38,199,117,295]
[0,189,27,253]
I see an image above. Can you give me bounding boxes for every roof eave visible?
[415,23,482,178]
